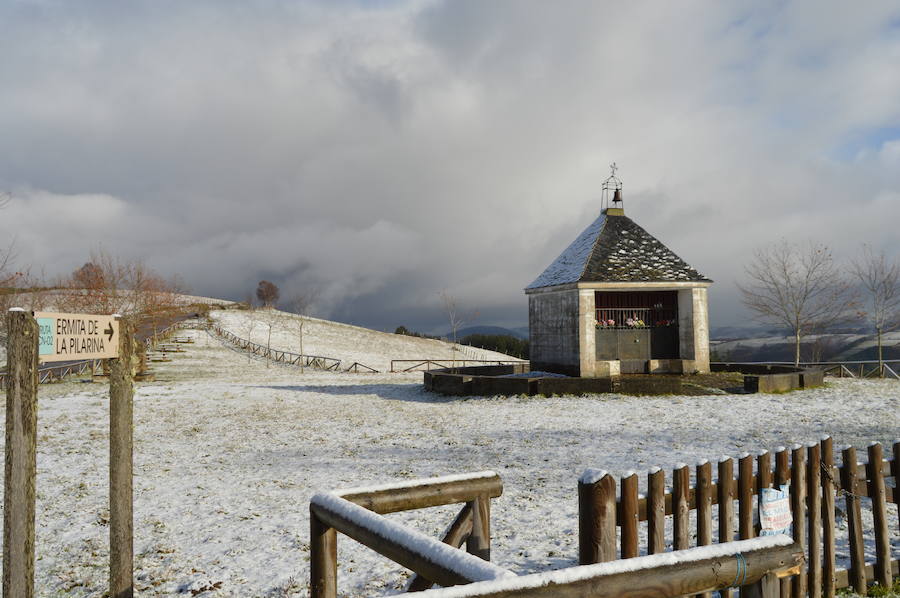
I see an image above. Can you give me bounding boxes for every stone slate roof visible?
[526,212,711,289]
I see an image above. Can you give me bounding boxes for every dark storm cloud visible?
[1,0,899,331]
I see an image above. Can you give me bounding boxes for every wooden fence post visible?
[893,440,900,538]
[821,437,836,598]
[866,442,891,588]
[620,472,639,559]
[109,317,134,598]
[840,446,866,595]
[673,464,690,551]
[3,308,39,598]
[719,457,735,598]
[807,442,822,598]
[466,494,491,561]
[738,453,754,541]
[696,460,713,598]
[578,472,616,564]
[774,447,791,598]
[791,444,807,598]
[310,510,337,598]
[647,467,666,555]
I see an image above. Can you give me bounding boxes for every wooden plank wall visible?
[579,438,899,598]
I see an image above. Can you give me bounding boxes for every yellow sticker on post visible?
[34,312,119,362]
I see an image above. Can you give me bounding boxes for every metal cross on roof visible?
[601,161,623,210]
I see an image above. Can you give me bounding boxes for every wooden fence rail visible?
[404,536,803,598]
[579,437,899,598]
[310,471,506,598]
[210,324,344,372]
[390,359,526,373]
[709,360,900,380]
[310,473,802,598]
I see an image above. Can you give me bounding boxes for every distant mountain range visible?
[711,331,900,363]
[439,325,529,340]
[434,323,899,363]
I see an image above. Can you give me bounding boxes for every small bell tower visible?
[601,162,624,216]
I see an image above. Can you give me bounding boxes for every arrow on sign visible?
[105,323,115,342]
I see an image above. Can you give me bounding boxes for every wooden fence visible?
[390,359,526,373]
[311,472,803,598]
[710,360,900,380]
[210,324,345,371]
[310,471,505,598]
[579,438,899,598]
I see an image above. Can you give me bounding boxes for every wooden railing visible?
[310,471,506,598]
[579,437,899,598]
[710,360,900,380]
[404,536,802,598]
[143,320,189,351]
[210,324,343,371]
[310,473,803,598]
[390,359,525,373]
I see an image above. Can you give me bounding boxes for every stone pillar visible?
[578,289,596,377]
[691,287,710,373]
[677,287,710,373]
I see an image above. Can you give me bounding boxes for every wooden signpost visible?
[3,308,134,598]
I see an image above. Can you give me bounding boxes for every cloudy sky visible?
[2,1,899,333]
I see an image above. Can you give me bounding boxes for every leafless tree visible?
[59,248,182,317]
[0,194,24,344]
[256,280,280,308]
[241,311,259,363]
[440,290,478,369]
[850,245,900,376]
[254,308,280,368]
[737,240,855,367]
[283,290,319,373]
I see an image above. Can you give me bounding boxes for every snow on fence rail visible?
[578,437,899,598]
[209,323,347,372]
[311,472,803,598]
[310,471,506,598]
[406,536,802,598]
[390,359,526,373]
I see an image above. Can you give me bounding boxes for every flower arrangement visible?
[654,319,676,327]
[595,318,616,328]
[625,317,646,328]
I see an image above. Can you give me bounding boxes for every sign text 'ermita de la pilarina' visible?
[34,312,119,362]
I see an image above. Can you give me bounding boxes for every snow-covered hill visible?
[9,325,899,596]
[210,309,521,372]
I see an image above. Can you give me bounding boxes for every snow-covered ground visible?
[2,323,898,597]
[211,309,521,373]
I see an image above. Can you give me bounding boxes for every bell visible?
[613,188,622,205]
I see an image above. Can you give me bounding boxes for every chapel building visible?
[525,171,712,377]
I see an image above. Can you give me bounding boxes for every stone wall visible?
[528,288,580,376]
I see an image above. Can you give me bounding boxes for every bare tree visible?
[0,194,24,344]
[241,311,259,363]
[440,290,478,369]
[256,280,280,308]
[59,249,182,317]
[850,245,900,376]
[737,240,855,367]
[283,290,319,373]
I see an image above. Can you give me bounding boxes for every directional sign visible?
[33,312,119,362]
